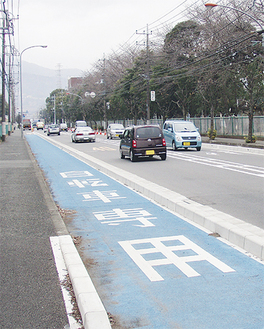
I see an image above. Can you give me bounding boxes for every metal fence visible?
[101,115,264,137]
[192,116,264,137]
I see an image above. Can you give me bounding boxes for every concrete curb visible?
[59,235,111,329]
[41,136,264,261]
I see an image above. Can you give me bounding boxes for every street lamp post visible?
[20,45,47,138]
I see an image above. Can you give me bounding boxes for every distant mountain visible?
[21,61,84,119]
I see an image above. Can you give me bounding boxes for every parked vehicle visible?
[75,120,87,128]
[120,125,166,162]
[60,123,68,131]
[36,121,44,130]
[107,123,125,139]
[163,120,202,151]
[71,126,96,143]
[47,124,60,136]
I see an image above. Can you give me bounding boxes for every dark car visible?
[120,125,167,162]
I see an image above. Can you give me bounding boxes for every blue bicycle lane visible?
[27,134,264,329]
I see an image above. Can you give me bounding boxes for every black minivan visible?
[119,125,167,162]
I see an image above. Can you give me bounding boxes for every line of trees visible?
[40,0,264,141]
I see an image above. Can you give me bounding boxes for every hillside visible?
[21,62,83,119]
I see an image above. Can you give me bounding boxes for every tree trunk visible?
[210,104,214,140]
[248,107,253,142]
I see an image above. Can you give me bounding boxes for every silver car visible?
[71,126,96,143]
[47,124,60,136]
[107,123,125,139]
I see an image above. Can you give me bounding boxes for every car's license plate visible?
[183,142,190,146]
[146,150,155,155]
[115,134,119,137]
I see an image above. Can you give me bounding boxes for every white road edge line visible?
[52,235,112,329]
[50,236,81,329]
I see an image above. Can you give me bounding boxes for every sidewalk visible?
[202,136,264,149]
[0,130,69,328]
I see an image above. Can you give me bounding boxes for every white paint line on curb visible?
[58,235,111,329]
[50,236,82,329]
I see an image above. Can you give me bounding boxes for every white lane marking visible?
[60,171,93,178]
[119,235,235,282]
[93,208,156,227]
[50,236,80,329]
[168,151,264,178]
[97,137,264,177]
[78,190,126,203]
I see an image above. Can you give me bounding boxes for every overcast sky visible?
[13,0,199,72]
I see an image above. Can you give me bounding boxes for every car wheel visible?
[172,141,177,151]
[129,150,136,162]
[196,147,201,151]
[47,133,50,136]
[160,154,166,160]
[58,132,60,135]
[120,149,125,159]
[71,138,74,143]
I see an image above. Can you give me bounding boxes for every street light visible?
[20,45,47,138]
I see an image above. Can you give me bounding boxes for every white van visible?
[60,123,67,131]
[75,120,87,127]
[163,120,202,151]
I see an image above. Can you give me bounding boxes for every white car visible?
[47,124,60,136]
[60,123,68,131]
[36,121,44,130]
[71,126,96,143]
[107,123,125,139]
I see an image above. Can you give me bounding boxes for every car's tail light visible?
[132,139,137,148]
[89,132,95,135]
[162,138,166,146]
[76,133,83,136]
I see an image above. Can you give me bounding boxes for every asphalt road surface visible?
[37,130,264,229]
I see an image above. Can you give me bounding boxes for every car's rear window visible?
[77,127,92,132]
[173,122,196,132]
[111,124,124,129]
[136,127,162,138]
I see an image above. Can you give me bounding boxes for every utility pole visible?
[99,54,107,129]
[1,10,6,141]
[7,45,12,135]
[136,24,152,124]
[52,94,56,124]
